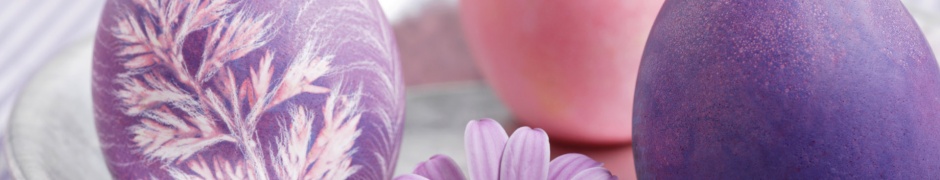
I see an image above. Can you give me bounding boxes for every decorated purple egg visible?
[91,0,403,179]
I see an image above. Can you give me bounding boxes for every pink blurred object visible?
[460,0,665,144]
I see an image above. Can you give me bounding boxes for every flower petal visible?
[394,174,430,180]
[413,155,467,180]
[548,153,604,180]
[464,118,509,180]
[570,167,617,180]
[499,127,550,180]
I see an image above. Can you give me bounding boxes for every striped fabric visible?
[0,0,105,132]
[0,0,105,178]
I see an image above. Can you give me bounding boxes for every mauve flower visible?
[395,119,617,180]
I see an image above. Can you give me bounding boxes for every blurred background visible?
[0,0,938,179]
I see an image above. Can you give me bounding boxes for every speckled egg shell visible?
[633,1,940,179]
[92,0,403,179]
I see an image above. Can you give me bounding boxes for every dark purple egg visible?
[633,1,940,179]
[91,0,404,179]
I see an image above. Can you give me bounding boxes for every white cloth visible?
[0,1,104,178]
[0,0,105,132]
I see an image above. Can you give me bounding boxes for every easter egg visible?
[91,0,404,179]
[461,0,665,145]
[633,1,940,179]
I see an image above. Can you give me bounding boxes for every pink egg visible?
[91,0,403,179]
[461,0,665,144]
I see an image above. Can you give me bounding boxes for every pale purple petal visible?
[464,118,509,180]
[499,127,550,180]
[413,155,467,180]
[394,174,430,180]
[570,167,618,180]
[548,153,604,180]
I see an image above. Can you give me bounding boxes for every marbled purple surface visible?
[634,1,940,179]
[92,0,404,179]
